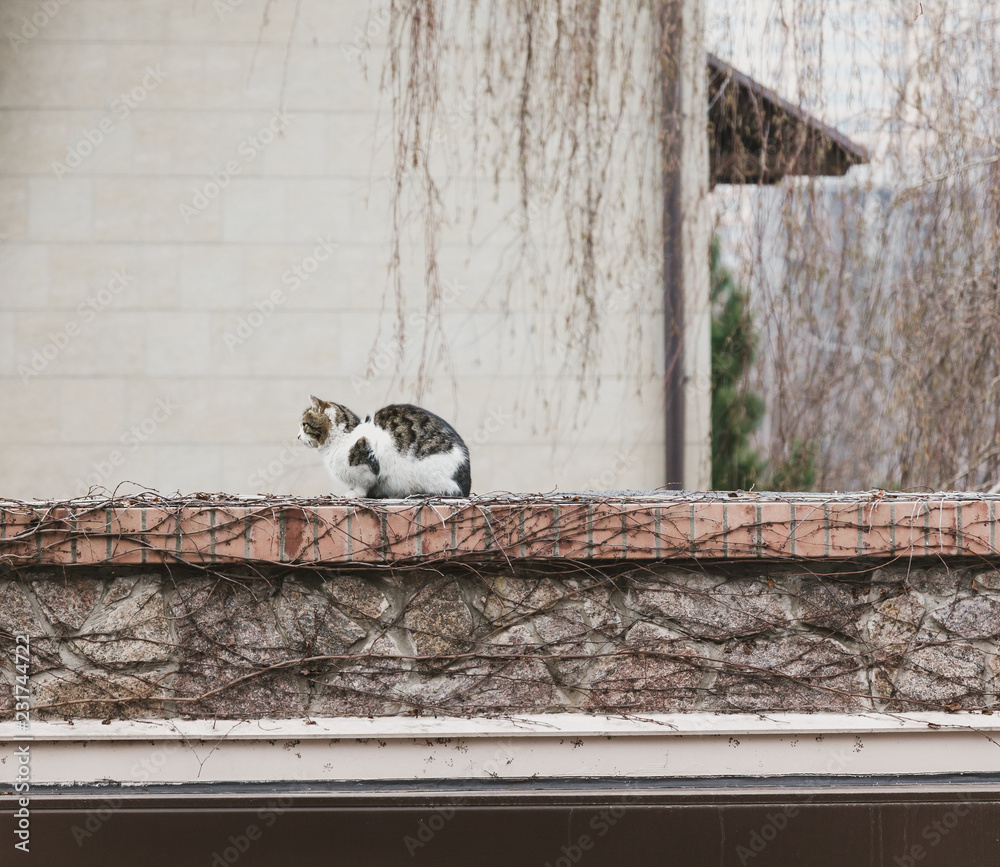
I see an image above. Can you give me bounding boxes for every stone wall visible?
[4,493,1000,721]
[2,559,999,720]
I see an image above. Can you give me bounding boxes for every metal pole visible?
[662,0,685,490]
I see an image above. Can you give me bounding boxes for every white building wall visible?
[0,0,667,499]
[680,0,712,490]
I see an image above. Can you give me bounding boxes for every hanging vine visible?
[377,0,664,414]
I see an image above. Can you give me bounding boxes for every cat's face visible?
[298,395,360,449]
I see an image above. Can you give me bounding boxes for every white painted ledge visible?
[3,711,998,740]
[2,713,999,786]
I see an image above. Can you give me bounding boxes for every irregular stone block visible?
[435,657,560,714]
[530,604,614,684]
[33,670,166,720]
[29,573,102,631]
[932,595,1000,640]
[274,577,367,658]
[171,578,285,668]
[892,565,958,597]
[485,623,537,648]
[71,576,172,667]
[866,593,924,659]
[478,574,563,627]
[629,571,789,640]
[0,581,61,672]
[989,652,1000,701]
[326,575,389,620]
[313,635,412,716]
[413,624,560,713]
[528,608,590,646]
[796,576,873,638]
[971,569,1000,593]
[870,666,896,704]
[403,579,474,658]
[890,644,987,710]
[580,588,622,633]
[705,636,868,712]
[168,577,305,717]
[583,622,704,712]
[104,576,139,605]
[169,663,306,718]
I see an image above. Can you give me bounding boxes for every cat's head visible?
[298,395,360,449]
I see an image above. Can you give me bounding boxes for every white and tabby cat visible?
[298,396,471,497]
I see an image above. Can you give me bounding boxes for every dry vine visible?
[716,3,1000,491]
[376,0,663,421]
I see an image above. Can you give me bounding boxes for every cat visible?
[298,395,472,497]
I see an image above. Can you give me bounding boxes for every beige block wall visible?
[0,0,666,499]
[681,0,713,489]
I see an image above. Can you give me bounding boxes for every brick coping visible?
[0,491,997,567]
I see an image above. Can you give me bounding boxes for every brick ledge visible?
[1,491,997,567]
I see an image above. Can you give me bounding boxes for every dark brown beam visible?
[661,0,685,490]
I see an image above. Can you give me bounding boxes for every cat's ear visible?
[310,394,331,410]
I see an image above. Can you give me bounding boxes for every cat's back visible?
[371,403,468,458]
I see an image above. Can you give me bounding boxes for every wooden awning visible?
[708,54,869,186]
